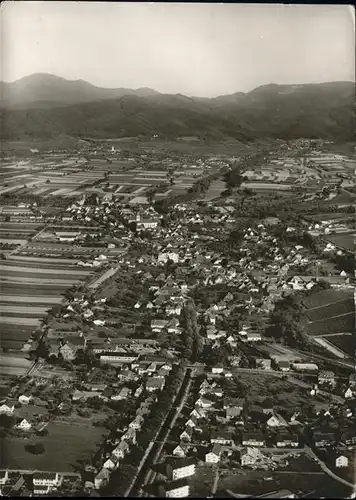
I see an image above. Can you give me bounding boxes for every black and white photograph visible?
[0,1,355,497]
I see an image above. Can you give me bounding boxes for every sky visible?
[1,1,355,97]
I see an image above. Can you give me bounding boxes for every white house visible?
[195,397,213,409]
[344,387,353,399]
[166,458,196,480]
[180,426,193,442]
[15,418,32,431]
[335,455,348,468]
[267,413,288,428]
[205,444,222,464]
[129,415,144,431]
[18,394,32,405]
[0,471,9,486]
[103,455,119,470]
[172,443,189,457]
[244,332,262,342]
[211,366,224,375]
[94,468,111,490]
[121,427,137,445]
[0,401,15,415]
[112,440,130,459]
[159,479,190,498]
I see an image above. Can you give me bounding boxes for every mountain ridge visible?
[1,74,354,142]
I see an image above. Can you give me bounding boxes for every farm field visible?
[325,334,354,357]
[303,289,353,309]
[306,313,354,336]
[202,179,227,201]
[304,212,355,222]
[0,323,37,350]
[0,264,90,276]
[305,298,354,322]
[0,258,92,351]
[324,233,354,252]
[0,423,106,472]
[0,353,32,376]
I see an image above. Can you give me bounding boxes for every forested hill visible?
[1,75,354,142]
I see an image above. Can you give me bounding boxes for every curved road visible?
[305,446,355,490]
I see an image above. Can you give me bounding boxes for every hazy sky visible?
[2,1,355,97]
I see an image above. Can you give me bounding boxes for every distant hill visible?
[1,74,354,142]
[0,73,159,108]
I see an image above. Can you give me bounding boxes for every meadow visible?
[0,422,106,472]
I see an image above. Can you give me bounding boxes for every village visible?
[0,138,355,498]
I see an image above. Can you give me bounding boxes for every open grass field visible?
[0,282,67,297]
[0,305,50,315]
[0,276,82,286]
[0,295,62,305]
[303,289,353,309]
[215,467,351,498]
[305,213,355,222]
[0,264,90,277]
[0,422,106,472]
[325,334,354,357]
[0,323,36,346]
[305,298,354,322]
[306,313,354,336]
[0,316,41,326]
[7,255,81,264]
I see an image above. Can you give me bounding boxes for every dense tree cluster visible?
[181,299,204,361]
[265,294,306,347]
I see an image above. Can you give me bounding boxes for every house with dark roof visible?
[33,472,60,487]
[205,443,222,463]
[275,432,299,448]
[165,457,196,480]
[318,370,336,386]
[157,478,190,498]
[313,431,337,448]
[210,430,234,446]
[146,376,165,392]
[242,432,266,447]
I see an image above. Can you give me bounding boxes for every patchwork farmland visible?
[0,257,92,351]
[303,289,355,358]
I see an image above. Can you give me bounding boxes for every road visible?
[188,363,350,383]
[270,343,354,369]
[211,469,220,496]
[305,446,355,489]
[125,368,192,498]
[88,265,120,290]
[141,371,194,495]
